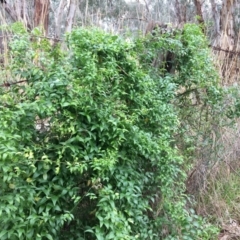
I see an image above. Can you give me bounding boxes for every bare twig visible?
[0,80,27,88]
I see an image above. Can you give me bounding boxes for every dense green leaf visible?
[0,24,221,240]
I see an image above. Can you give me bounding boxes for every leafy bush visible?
[0,23,219,239]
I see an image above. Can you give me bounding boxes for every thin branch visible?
[119,17,148,22]
[0,80,27,88]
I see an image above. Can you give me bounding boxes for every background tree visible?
[34,0,50,34]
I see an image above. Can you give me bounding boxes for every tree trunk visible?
[218,0,236,49]
[55,0,68,38]
[213,0,238,85]
[193,0,205,33]
[220,0,235,33]
[65,0,78,34]
[175,0,183,23]
[1,0,32,29]
[34,0,50,35]
[174,0,187,24]
[210,0,220,41]
[2,2,19,23]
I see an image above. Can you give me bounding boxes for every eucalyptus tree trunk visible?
[220,0,236,33]
[1,0,49,32]
[54,0,68,38]
[1,0,32,28]
[193,0,205,28]
[213,0,238,85]
[65,0,78,34]
[215,0,236,51]
[175,0,184,23]
[34,0,50,35]
[173,0,187,24]
[209,0,236,48]
[0,0,79,37]
[210,0,220,40]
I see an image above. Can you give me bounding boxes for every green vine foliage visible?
[139,23,226,171]
[0,23,219,239]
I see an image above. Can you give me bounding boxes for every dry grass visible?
[187,28,240,238]
[193,120,240,219]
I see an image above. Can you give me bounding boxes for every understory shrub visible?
[0,23,220,239]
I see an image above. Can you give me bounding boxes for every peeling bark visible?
[33,0,50,35]
[220,0,236,33]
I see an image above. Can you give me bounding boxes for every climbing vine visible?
[0,23,220,239]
